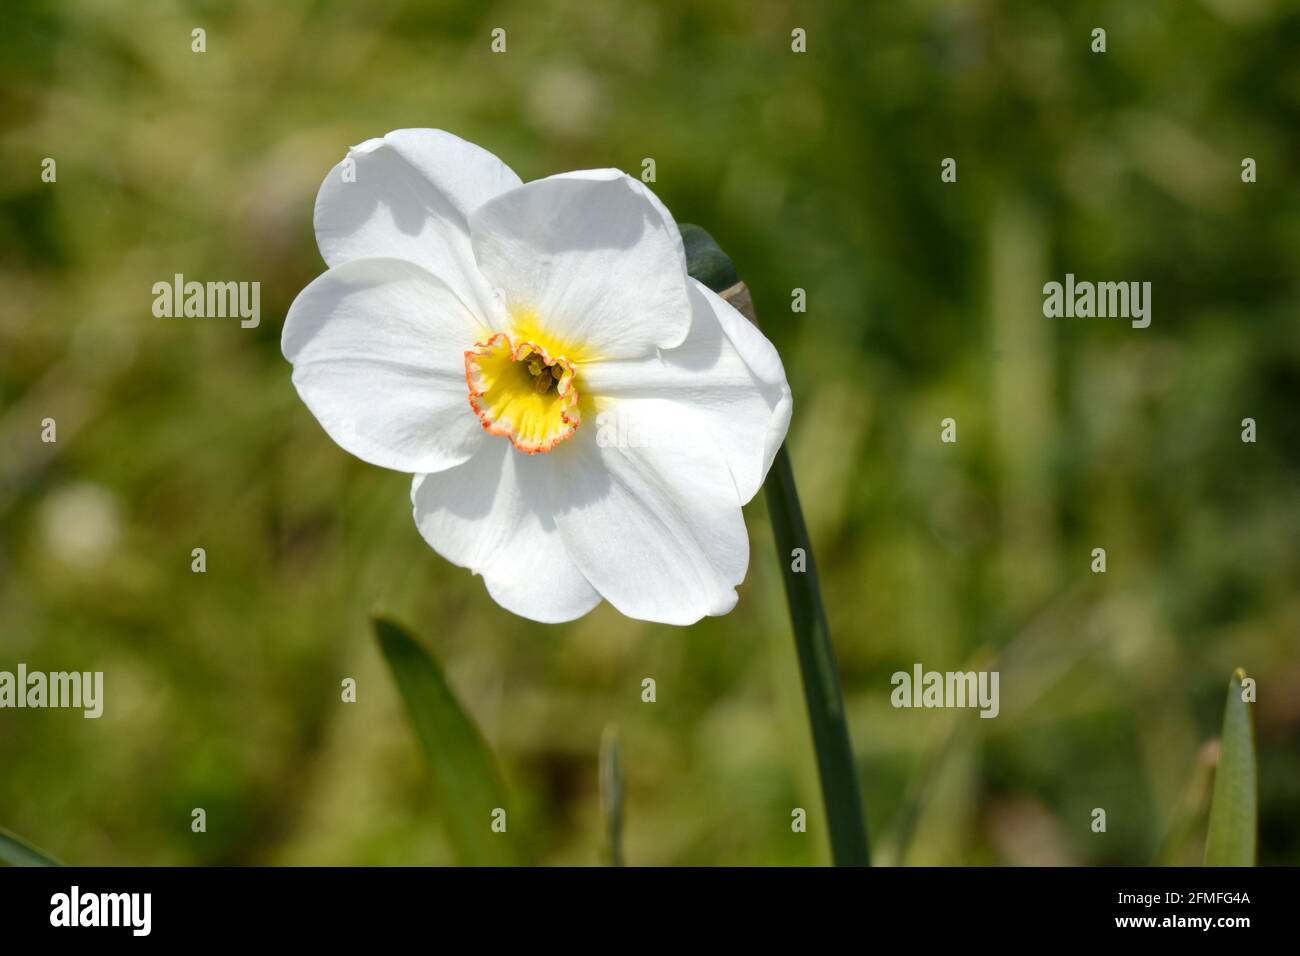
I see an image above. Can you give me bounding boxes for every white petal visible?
[468,169,692,359]
[313,128,521,324]
[412,440,602,623]
[580,279,792,503]
[548,400,749,625]
[283,257,487,474]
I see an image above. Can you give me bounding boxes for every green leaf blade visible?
[0,826,62,867]
[1204,668,1258,866]
[373,616,517,866]
[599,723,624,866]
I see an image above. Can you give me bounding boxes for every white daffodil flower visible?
[283,129,792,625]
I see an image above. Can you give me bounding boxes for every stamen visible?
[465,333,580,454]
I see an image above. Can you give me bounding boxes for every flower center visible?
[465,333,580,454]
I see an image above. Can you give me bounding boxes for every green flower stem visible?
[680,222,870,866]
[765,445,871,866]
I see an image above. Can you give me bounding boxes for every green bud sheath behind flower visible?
[283,129,792,624]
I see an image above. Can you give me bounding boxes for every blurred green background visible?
[2,0,1298,866]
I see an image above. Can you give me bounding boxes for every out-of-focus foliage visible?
[1,0,1297,865]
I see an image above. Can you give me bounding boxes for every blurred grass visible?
[0,0,1298,865]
